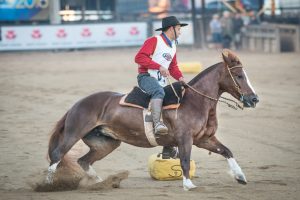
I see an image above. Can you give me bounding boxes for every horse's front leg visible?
[178,137,197,191]
[196,136,247,184]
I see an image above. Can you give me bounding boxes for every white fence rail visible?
[0,21,194,51]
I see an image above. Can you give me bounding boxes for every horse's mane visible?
[188,62,223,85]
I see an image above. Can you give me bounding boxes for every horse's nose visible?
[252,96,259,104]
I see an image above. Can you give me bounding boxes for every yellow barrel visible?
[179,62,202,73]
[148,154,196,181]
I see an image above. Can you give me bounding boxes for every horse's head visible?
[220,49,259,108]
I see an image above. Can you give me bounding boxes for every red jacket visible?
[135,34,183,80]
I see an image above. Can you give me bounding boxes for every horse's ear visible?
[221,49,232,65]
[222,49,241,66]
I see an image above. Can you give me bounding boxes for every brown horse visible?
[47,50,259,190]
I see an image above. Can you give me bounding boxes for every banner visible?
[0,22,147,51]
[0,0,49,21]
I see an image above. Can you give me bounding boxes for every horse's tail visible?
[48,112,68,161]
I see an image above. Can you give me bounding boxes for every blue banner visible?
[0,0,49,21]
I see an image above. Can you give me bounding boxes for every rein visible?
[166,77,180,119]
[167,64,244,113]
[184,83,243,110]
[184,63,244,110]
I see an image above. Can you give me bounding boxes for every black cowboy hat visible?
[155,16,188,31]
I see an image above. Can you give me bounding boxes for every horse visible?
[46,49,259,191]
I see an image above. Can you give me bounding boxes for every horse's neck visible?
[189,65,222,99]
[180,64,223,118]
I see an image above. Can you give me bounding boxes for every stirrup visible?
[154,122,168,135]
[162,147,179,159]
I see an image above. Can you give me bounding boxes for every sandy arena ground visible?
[0,48,299,200]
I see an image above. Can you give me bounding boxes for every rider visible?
[135,16,187,136]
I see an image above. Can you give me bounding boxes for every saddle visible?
[120,82,184,110]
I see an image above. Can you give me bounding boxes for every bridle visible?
[181,63,245,110]
[226,64,244,102]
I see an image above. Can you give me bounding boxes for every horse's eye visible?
[237,75,243,79]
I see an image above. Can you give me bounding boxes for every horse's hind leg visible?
[196,136,247,184]
[47,118,96,184]
[47,132,83,183]
[78,128,121,182]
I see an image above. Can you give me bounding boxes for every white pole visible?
[49,0,61,24]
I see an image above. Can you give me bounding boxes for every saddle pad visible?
[120,82,184,109]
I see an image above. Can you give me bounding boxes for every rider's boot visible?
[151,99,168,136]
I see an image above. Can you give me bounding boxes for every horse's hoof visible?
[237,179,247,185]
[183,178,197,191]
[183,184,197,191]
[235,175,247,185]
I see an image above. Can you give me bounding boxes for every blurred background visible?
[0,0,299,52]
